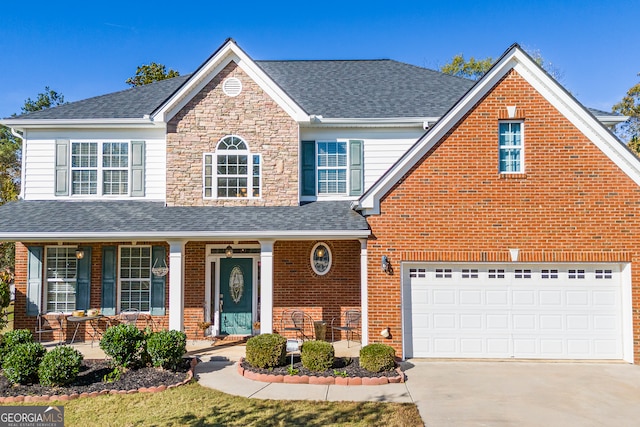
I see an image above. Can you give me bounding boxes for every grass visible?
[2,382,422,426]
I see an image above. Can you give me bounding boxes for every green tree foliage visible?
[21,86,65,113]
[613,73,640,153]
[440,54,493,80]
[125,62,180,87]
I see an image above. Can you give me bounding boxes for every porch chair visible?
[280,310,314,341]
[119,308,140,326]
[331,309,361,347]
[35,312,65,344]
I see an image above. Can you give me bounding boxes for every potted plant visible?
[252,321,260,335]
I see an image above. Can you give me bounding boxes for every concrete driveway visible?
[402,360,640,427]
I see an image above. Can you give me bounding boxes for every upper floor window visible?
[301,140,363,198]
[203,135,261,199]
[498,122,523,173]
[55,139,145,197]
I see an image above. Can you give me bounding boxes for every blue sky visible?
[1,0,638,118]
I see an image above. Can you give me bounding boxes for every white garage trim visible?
[402,262,633,363]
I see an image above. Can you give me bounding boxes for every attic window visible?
[222,77,242,97]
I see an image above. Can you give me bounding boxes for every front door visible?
[220,258,253,335]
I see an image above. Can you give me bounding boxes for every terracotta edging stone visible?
[237,358,404,386]
[0,357,198,404]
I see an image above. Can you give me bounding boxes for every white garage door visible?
[403,264,625,359]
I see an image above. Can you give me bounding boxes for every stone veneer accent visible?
[166,61,300,206]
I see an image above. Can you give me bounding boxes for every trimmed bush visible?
[301,340,335,372]
[99,324,145,367]
[2,342,46,384]
[146,330,187,370]
[246,334,287,369]
[38,346,83,386]
[1,329,34,362]
[359,343,396,373]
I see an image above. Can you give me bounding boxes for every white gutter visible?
[9,128,25,199]
[0,229,371,242]
[303,116,439,128]
[0,118,162,130]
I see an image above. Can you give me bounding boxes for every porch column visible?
[360,239,368,346]
[168,240,185,332]
[259,240,274,334]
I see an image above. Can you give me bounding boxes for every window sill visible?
[499,173,527,180]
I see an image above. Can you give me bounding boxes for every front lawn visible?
[6,382,422,426]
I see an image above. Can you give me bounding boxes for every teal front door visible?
[220,258,253,335]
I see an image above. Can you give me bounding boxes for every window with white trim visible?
[45,247,77,312]
[310,243,331,275]
[204,136,261,199]
[409,268,427,278]
[515,269,532,279]
[71,141,130,195]
[435,268,452,278]
[488,269,505,279]
[119,246,152,311]
[568,269,586,279]
[317,141,347,194]
[462,269,479,279]
[541,269,558,279]
[595,269,613,279]
[499,122,523,173]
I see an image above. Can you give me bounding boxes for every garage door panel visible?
[405,263,623,360]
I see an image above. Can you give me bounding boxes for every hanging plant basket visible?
[151,258,169,277]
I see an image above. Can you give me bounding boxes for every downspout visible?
[10,128,25,199]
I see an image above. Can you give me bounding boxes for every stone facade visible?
[166,61,300,206]
[365,69,640,361]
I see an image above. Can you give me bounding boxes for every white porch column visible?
[168,240,185,332]
[360,239,369,346]
[259,240,274,334]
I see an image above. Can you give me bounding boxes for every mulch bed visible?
[0,359,192,398]
[241,356,399,378]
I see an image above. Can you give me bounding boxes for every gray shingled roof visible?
[256,60,474,118]
[0,200,369,238]
[10,60,474,120]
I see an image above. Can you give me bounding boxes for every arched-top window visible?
[204,136,261,199]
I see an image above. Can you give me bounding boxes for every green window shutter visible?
[55,139,69,196]
[349,139,364,196]
[101,246,117,316]
[150,245,166,316]
[131,140,145,197]
[26,246,43,316]
[301,140,316,196]
[75,246,92,311]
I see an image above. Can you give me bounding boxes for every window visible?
[515,269,532,279]
[204,136,261,199]
[409,268,427,278]
[119,246,152,311]
[499,122,523,173]
[310,243,331,275]
[595,269,613,279]
[435,268,452,278]
[57,139,144,197]
[541,269,558,279]
[317,142,347,194]
[462,269,479,279]
[45,247,77,312]
[488,269,505,279]
[568,269,585,279]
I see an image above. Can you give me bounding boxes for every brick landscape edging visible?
[0,358,198,403]
[237,358,404,386]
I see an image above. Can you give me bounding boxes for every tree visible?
[440,54,493,80]
[0,87,66,272]
[21,86,65,113]
[125,62,180,87]
[613,73,640,153]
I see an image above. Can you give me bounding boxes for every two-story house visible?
[2,39,640,363]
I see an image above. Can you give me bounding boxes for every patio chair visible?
[35,312,65,344]
[119,308,140,326]
[331,310,361,347]
[280,310,314,341]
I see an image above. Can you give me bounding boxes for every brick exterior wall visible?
[273,240,361,341]
[166,61,300,207]
[366,70,640,361]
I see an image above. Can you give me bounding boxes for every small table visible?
[67,315,109,346]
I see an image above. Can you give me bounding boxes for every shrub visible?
[2,342,46,384]
[301,340,335,372]
[99,324,145,367]
[146,330,186,370]
[245,334,287,369]
[1,329,34,362]
[359,343,396,373]
[38,346,83,386]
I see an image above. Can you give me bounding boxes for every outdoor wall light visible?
[75,249,85,260]
[381,255,392,274]
[225,245,234,258]
[380,327,390,339]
